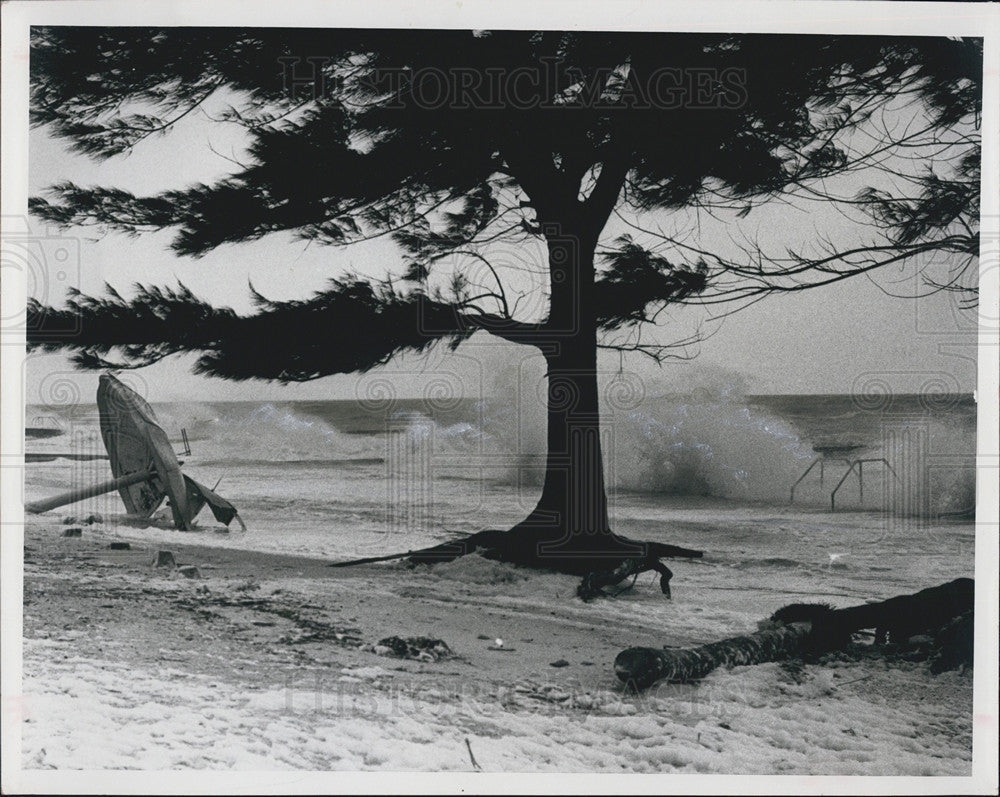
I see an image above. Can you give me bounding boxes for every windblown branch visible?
[595,234,708,329]
[27,29,983,377]
[26,279,545,382]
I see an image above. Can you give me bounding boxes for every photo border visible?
[2,2,997,794]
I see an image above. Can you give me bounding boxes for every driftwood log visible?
[615,577,974,690]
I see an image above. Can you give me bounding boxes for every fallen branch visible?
[465,737,482,771]
[615,578,973,690]
[578,557,673,601]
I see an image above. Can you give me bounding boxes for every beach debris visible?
[549,659,570,668]
[108,542,130,550]
[26,373,243,532]
[150,550,176,568]
[63,514,103,526]
[514,682,572,704]
[372,636,452,662]
[476,634,491,640]
[62,527,82,538]
[176,565,201,579]
[578,557,673,601]
[504,680,611,712]
[615,578,975,690]
[465,738,482,771]
[928,610,973,674]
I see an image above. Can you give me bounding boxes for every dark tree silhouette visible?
[26,29,982,586]
[612,38,981,318]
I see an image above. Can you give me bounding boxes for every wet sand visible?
[18,518,974,774]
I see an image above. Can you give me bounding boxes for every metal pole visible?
[831,462,858,512]
[790,458,822,504]
[25,468,156,514]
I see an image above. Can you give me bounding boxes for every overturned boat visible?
[25,373,243,531]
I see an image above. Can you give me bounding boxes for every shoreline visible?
[19,518,974,773]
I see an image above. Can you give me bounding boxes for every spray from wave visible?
[387,364,976,516]
[391,366,818,503]
[138,364,975,518]
[153,402,383,465]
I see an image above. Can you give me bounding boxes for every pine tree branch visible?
[457,312,547,346]
[25,281,496,381]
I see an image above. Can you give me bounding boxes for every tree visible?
[26,29,982,586]
[610,37,981,318]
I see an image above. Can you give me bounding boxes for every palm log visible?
[616,622,813,689]
[615,577,973,690]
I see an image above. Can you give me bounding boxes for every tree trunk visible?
[616,624,814,690]
[615,578,974,689]
[331,204,705,591]
[502,333,645,570]
[493,226,662,576]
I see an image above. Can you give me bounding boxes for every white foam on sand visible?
[17,517,975,776]
[21,640,972,774]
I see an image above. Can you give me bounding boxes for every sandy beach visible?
[7,7,997,790]
[18,516,973,774]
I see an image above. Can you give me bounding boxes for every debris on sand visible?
[63,514,103,526]
[372,636,452,662]
[176,565,201,579]
[31,374,240,532]
[150,550,176,568]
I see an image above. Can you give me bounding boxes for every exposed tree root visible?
[328,526,702,599]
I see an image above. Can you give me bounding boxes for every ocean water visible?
[23,386,977,595]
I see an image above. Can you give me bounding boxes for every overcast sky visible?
[25,79,979,405]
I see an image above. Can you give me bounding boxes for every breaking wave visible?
[63,368,973,518]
